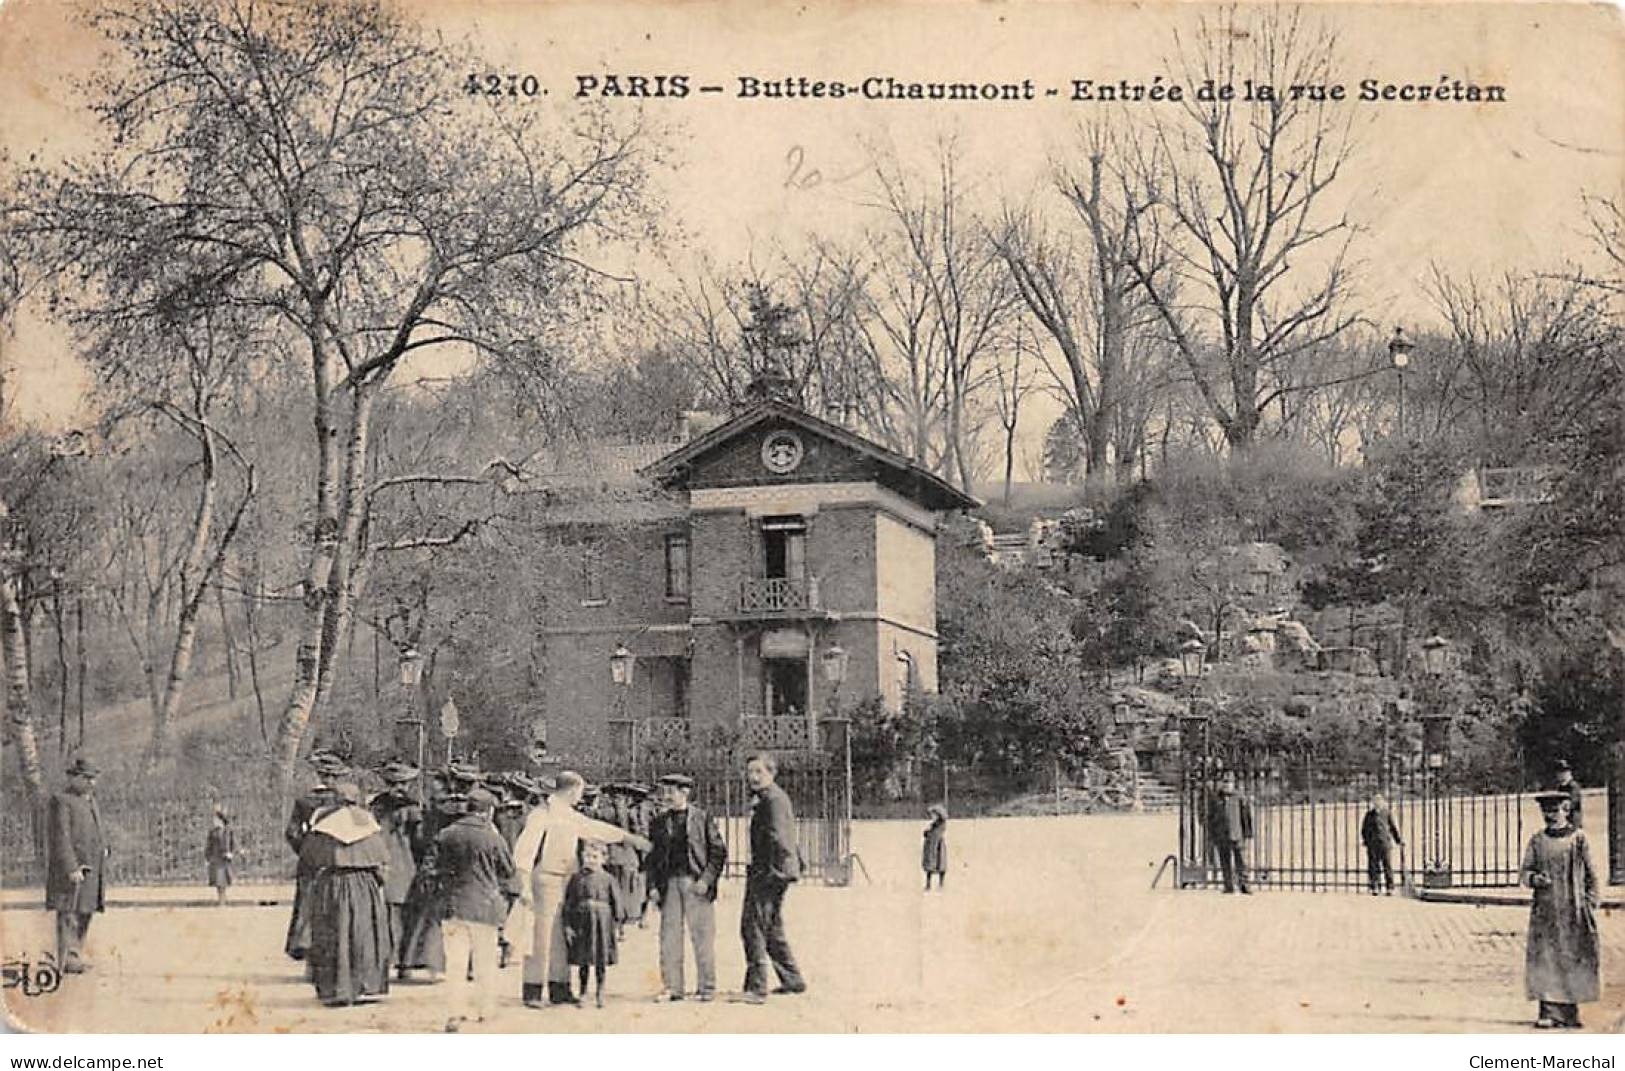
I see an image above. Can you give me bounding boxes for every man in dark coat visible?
[284,750,346,961]
[47,757,107,972]
[1554,760,1584,829]
[734,753,805,1004]
[1360,793,1404,896]
[433,786,514,1031]
[1204,771,1253,895]
[646,773,728,1001]
[369,761,422,968]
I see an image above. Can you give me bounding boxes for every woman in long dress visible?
[303,783,393,1007]
[1521,791,1600,1029]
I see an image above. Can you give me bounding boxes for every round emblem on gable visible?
[761,430,805,475]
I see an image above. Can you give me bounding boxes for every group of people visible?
[276,748,808,1029]
[1198,761,1602,1030]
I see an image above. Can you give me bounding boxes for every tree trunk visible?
[149,426,217,762]
[313,384,376,717]
[74,593,86,750]
[243,565,267,745]
[272,328,344,780]
[2,571,45,805]
[217,575,238,701]
[53,591,67,760]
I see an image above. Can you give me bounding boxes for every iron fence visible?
[1177,751,1529,891]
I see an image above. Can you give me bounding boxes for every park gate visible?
[1175,730,1527,892]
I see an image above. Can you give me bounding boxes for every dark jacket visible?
[285,787,334,877]
[47,789,107,914]
[646,804,728,899]
[748,782,800,883]
[1205,788,1253,843]
[922,819,948,873]
[1560,779,1584,829]
[432,813,515,926]
[1360,808,1403,850]
[370,790,422,905]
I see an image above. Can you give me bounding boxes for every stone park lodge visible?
[521,373,977,761]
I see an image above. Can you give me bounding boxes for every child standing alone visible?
[564,839,625,1007]
[922,804,948,891]
[206,805,236,905]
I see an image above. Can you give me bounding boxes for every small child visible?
[205,805,236,905]
[922,804,948,891]
[564,839,625,1008]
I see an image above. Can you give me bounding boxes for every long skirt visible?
[308,868,392,1005]
[284,873,315,960]
[566,902,618,970]
[398,876,446,974]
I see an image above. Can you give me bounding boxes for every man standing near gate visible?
[46,757,108,973]
[1360,793,1404,895]
[734,752,806,1003]
[647,773,728,1002]
[1205,770,1253,895]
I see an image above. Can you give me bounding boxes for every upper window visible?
[761,515,807,581]
[581,541,605,604]
[664,535,690,601]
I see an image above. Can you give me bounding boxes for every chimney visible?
[676,412,691,442]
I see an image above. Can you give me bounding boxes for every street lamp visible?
[1420,634,1452,888]
[609,643,636,776]
[820,640,854,879]
[396,648,425,797]
[1177,638,1210,886]
[1388,326,1414,439]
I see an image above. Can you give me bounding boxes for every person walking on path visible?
[284,750,346,962]
[1204,770,1253,895]
[433,786,514,1032]
[645,773,727,1002]
[370,761,422,968]
[1359,794,1403,896]
[564,839,625,1009]
[46,757,107,973]
[205,805,236,905]
[922,804,948,891]
[1522,791,1601,1030]
[511,770,650,1008]
[302,782,393,1007]
[1554,760,1584,829]
[734,752,806,1004]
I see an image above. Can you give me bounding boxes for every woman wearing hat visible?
[205,804,236,905]
[302,782,393,1007]
[1521,791,1600,1029]
[369,762,423,971]
[922,804,949,891]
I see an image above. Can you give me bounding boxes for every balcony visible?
[737,576,823,617]
[741,716,816,751]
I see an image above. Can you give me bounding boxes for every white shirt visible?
[513,797,633,882]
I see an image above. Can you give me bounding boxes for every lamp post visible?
[610,642,636,777]
[1388,326,1414,439]
[397,648,425,798]
[1419,634,1452,888]
[820,641,853,879]
[1178,638,1209,885]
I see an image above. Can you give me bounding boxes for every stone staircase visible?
[1134,770,1180,812]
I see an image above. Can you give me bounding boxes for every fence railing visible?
[737,576,820,615]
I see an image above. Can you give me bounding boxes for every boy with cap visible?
[433,786,514,1031]
[47,757,107,973]
[646,773,728,1001]
[1522,791,1600,1029]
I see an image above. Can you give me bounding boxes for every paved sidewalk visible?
[3,813,1618,1033]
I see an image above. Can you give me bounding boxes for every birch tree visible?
[27,0,652,778]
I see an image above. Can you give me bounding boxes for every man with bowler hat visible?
[1553,759,1584,829]
[646,773,728,1001]
[47,757,107,973]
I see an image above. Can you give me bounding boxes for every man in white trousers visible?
[512,770,650,1007]
[433,787,513,1031]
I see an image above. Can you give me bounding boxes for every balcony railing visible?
[642,717,693,749]
[738,575,821,615]
[741,716,816,751]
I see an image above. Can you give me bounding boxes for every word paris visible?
[1068,75,1508,103]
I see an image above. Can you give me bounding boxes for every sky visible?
[1,0,1620,463]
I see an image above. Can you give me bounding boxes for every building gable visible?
[641,401,978,513]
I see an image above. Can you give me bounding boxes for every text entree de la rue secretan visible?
[560,73,1507,104]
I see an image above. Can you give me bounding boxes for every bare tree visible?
[1129,8,1361,451]
[869,140,1018,490]
[991,323,1034,504]
[26,0,654,778]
